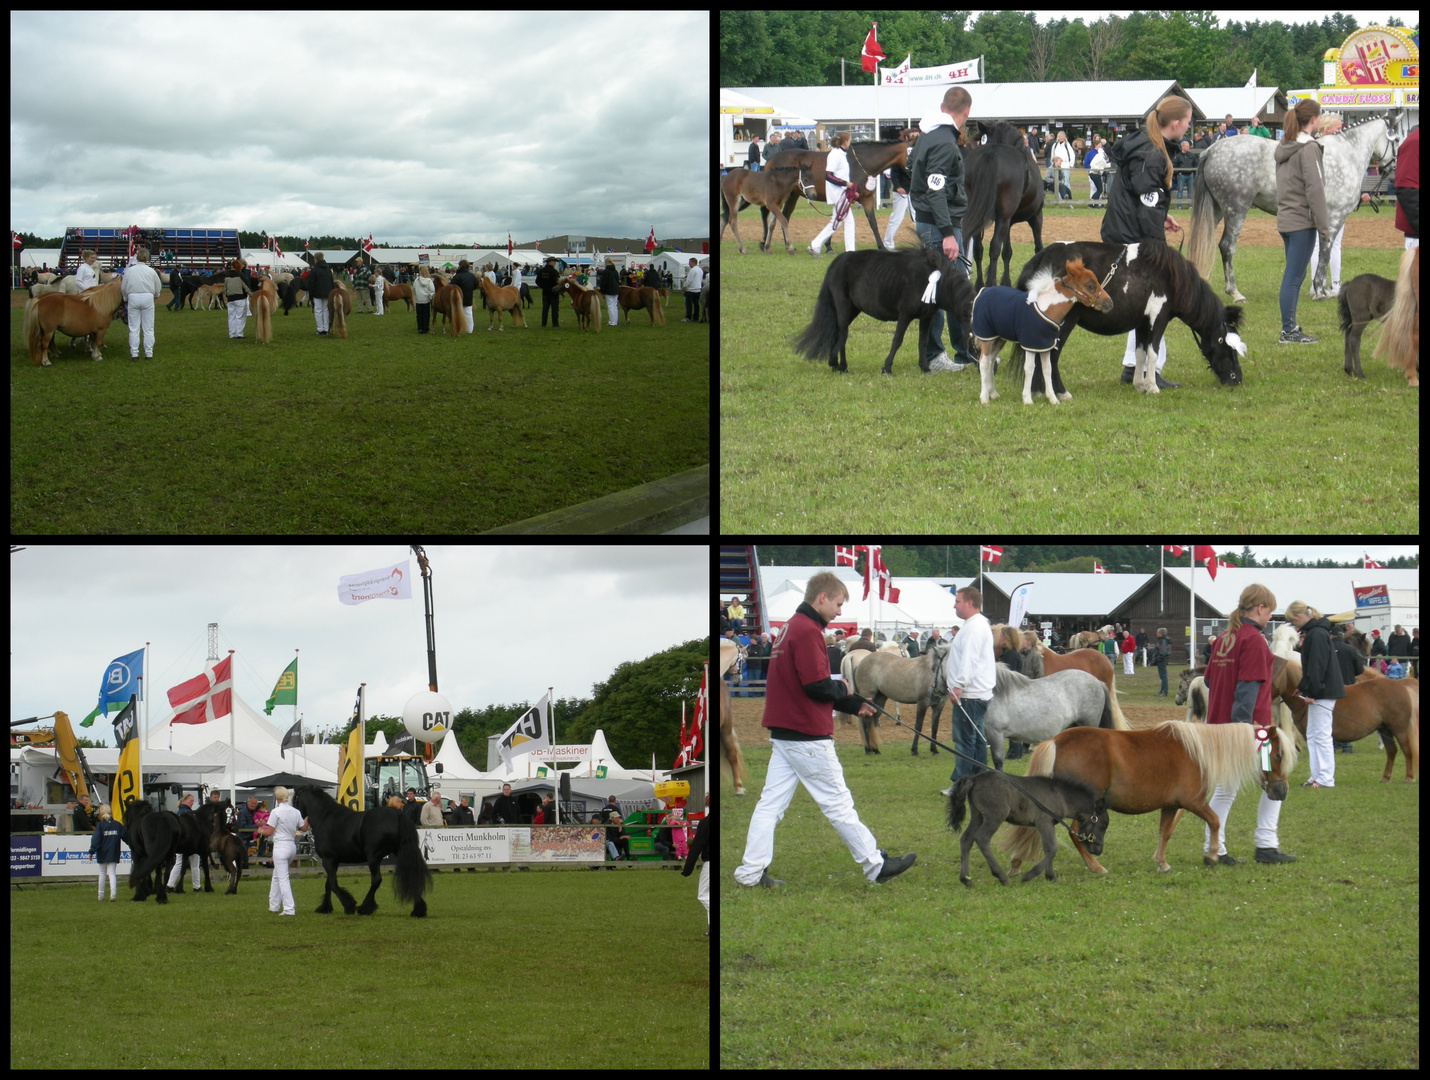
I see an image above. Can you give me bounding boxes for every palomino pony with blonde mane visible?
[476,276,527,330]
[328,281,354,338]
[558,274,602,333]
[1001,720,1298,874]
[24,276,126,365]
[432,283,466,336]
[250,273,278,344]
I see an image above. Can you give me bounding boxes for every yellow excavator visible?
[11,711,100,805]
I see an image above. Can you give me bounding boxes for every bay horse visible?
[1002,721,1297,874]
[329,281,353,338]
[250,274,277,344]
[961,120,1046,288]
[793,246,976,375]
[475,276,527,330]
[972,256,1112,406]
[1272,656,1418,782]
[1014,240,1246,398]
[124,800,186,903]
[197,799,244,894]
[431,282,465,336]
[292,785,432,917]
[948,771,1107,886]
[719,166,802,254]
[766,139,910,253]
[1034,642,1131,729]
[1186,112,1400,302]
[617,285,665,326]
[23,276,125,365]
[559,275,602,332]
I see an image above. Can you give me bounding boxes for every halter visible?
[1097,245,1129,291]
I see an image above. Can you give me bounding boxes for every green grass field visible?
[11,292,708,533]
[720,205,1417,531]
[11,865,708,1067]
[720,671,1420,1068]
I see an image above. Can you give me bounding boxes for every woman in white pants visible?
[1284,600,1345,788]
[259,786,307,916]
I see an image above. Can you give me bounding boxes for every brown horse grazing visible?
[432,283,465,336]
[476,276,527,330]
[250,275,277,344]
[1272,656,1419,782]
[1034,643,1130,729]
[1001,720,1297,874]
[23,276,125,365]
[719,165,802,254]
[328,282,353,338]
[558,276,602,332]
[618,285,665,326]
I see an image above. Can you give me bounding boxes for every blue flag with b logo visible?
[80,647,145,727]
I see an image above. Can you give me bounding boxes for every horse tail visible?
[1185,151,1218,278]
[332,289,347,338]
[1374,246,1419,384]
[792,275,840,363]
[589,293,601,333]
[23,297,45,365]
[652,288,665,325]
[995,738,1056,865]
[390,812,433,916]
[1097,683,1114,729]
[1107,674,1131,730]
[946,776,975,832]
[253,286,273,344]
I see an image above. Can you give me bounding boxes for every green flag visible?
[265,658,298,715]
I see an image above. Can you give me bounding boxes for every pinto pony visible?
[971,256,1112,406]
[617,285,666,326]
[24,276,125,365]
[476,276,527,330]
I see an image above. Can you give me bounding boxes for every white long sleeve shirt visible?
[944,611,996,701]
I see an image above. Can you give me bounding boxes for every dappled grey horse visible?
[977,664,1113,771]
[1186,112,1400,303]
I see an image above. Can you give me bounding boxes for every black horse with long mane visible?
[1012,239,1246,398]
[292,786,432,918]
[125,800,185,903]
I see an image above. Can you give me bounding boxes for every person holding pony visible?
[598,257,621,327]
[1101,94,1190,387]
[413,264,437,334]
[941,586,996,787]
[73,248,101,291]
[121,247,163,359]
[450,259,480,335]
[307,253,335,335]
[223,257,262,339]
[1202,584,1297,865]
[1283,600,1345,789]
[733,570,916,888]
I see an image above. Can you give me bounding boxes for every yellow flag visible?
[337,725,364,811]
[109,696,142,822]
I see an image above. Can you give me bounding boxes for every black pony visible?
[292,786,432,918]
[125,800,185,903]
[1012,240,1246,398]
[961,120,1046,288]
[947,771,1108,887]
[794,247,976,374]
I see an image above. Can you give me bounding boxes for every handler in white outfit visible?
[807,131,861,255]
[259,786,307,916]
[121,247,163,359]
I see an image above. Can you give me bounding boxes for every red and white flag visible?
[1162,544,1185,557]
[1093,561,1107,574]
[981,544,1003,564]
[1364,552,1385,569]
[645,228,656,254]
[12,231,23,249]
[508,232,513,256]
[861,22,885,73]
[1192,545,1218,580]
[361,235,375,254]
[168,655,233,726]
[835,545,861,566]
[273,238,284,259]
[874,546,900,603]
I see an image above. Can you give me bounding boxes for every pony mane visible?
[1157,721,1296,795]
[78,275,123,311]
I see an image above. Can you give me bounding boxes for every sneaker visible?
[926,353,961,372]
[756,870,784,888]
[1278,327,1319,344]
[874,851,916,882]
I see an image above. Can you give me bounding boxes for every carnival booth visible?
[1287,25,1419,139]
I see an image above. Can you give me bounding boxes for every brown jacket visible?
[1274,134,1331,237]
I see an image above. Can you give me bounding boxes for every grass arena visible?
[719,204,1416,532]
[10,287,709,533]
[720,670,1420,1068]
[10,862,709,1068]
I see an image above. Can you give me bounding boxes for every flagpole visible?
[295,648,303,774]
[702,663,709,803]
[227,649,237,803]
[359,683,366,811]
[1188,548,1197,671]
[140,641,149,810]
[549,686,557,825]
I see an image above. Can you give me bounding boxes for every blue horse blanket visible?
[971,286,1062,352]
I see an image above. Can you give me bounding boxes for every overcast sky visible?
[10,13,709,245]
[11,545,709,747]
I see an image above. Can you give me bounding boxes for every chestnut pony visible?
[24,276,125,365]
[250,273,278,344]
[476,276,527,330]
[617,285,666,326]
[328,281,353,338]
[1001,720,1297,874]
